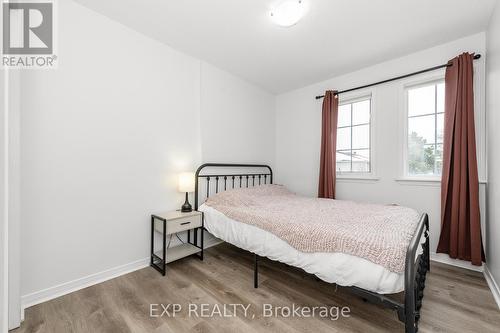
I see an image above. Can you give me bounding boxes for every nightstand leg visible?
[200,212,204,261]
[194,227,198,246]
[150,216,154,266]
[162,219,166,276]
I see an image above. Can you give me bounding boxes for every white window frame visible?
[401,75,445,181]
[397,63,486,186]
[336,90,378,181]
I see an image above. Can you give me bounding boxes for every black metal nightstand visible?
[150,210,204,275]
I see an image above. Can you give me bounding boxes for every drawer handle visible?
[180,222,191,225]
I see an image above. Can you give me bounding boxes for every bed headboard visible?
[194,163,273,210]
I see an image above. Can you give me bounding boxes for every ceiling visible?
[74,0,497,93]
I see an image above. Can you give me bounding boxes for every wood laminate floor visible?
[13,243,500,333]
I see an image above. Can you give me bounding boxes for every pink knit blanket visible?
[204,185,420,273]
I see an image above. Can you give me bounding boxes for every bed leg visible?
[254,254,259,288]
[404,273,417,333]
[405,317,416,333]
[425,217,430,272]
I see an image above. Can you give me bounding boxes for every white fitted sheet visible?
[200,204,423,294]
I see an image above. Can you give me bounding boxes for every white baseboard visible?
[21,238,223,315]
[430,252,484,272]
[21,257,150,312]
[484,265,500,310]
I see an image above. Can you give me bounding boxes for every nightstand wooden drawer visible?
[167,215,202,234]
[154,214,202,235]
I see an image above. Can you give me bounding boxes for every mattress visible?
[200,203,423,294]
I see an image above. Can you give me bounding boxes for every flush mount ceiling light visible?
[270,0,307,27]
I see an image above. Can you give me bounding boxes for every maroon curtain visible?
[318,91,339,199]
[437,53,485,265]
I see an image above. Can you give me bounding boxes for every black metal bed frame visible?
[194,163,429,333]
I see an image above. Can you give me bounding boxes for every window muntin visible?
[336,98,371,174]
[406,81,444,177]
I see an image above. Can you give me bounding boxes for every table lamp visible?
[178,172,195,212]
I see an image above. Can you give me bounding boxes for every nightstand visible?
[150,210,203,275]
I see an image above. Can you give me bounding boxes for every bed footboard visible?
[403,213,430,333]
[349,213,430,333]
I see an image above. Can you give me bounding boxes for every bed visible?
[192,163,429,333]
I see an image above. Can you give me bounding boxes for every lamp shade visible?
[178,172,195,193]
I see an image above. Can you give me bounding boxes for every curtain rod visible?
[315,53,481,100]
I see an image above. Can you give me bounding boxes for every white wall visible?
[7,71,21,329]
[18,0,274,306]
[200,62,275,164]
[275,33,487,255]
[20,0,200,298]
[486,1,500,298]
[1,69,22,330]
[1,68,8,333]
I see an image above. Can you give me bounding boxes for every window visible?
[406,81,444,177]
[336,97,371,174]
